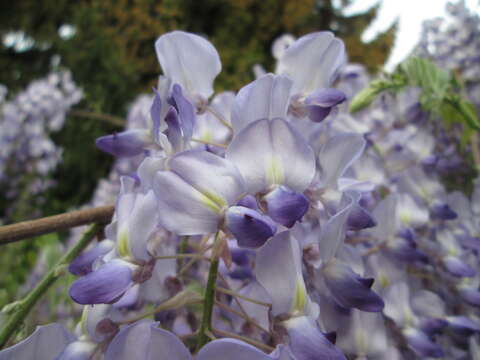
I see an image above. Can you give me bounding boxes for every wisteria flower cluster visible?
[417,0,480,107]
[2,22,480,359]
[0,71,82,220]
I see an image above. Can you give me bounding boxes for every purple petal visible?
[69,260,133,305]
[403,328,444,358]
[306,105,332,123]
[263,186,309,228]
[225,206,277,249]
[164,105,183,152]
[346,205,376,231]
[237,194,259,210]
[284,316,346,360]
[447,316,480,335]
[69,240,114,276]
[443,256,476,278]
[105,320,192,360]
[430,203,458,220]
[197,338,272,360]
[96,129,149,157]
[168,83,195,140]
[419,318,448,336]
[0,323,73,360]
[151,89,162,144]
[387,238,429,263]
[304,88,346,123]
[322,260,384,312]
[459,287,480,307]
[305,88,346,108]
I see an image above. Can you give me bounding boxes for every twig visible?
[0,224,103,348]
[212,328,274,353]
[206,106,232,130]
[215,287,272,307]
[216,273,270,334]
[214,301,270,334]
[0,205,114,244]
[69,109,125,127]
[154,254,211,262]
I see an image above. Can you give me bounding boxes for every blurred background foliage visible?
[0,0,395,305]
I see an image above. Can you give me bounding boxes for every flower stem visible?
[0,223,103,348]
[196,233,220,350]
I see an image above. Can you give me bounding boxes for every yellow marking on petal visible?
[291,278,307,313]
[80,306,88,335]
[266,156,284,186]
[203,190,227,209]
[379,274,390,288]
[200,193,223,213]
[399,212,410,225]
[117,229,131,258]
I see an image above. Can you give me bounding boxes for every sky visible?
[342,0,480,70]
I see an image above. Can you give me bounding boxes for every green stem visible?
[196,233,220,350]
[0,223,103,348]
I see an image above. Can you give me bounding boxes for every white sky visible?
[342,0,480,70]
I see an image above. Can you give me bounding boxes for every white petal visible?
[169,150,245,206]
[276,32,346,94]
[154,171,220,235]
[231,74,292,132]
[318,133,365,189]
[255,231,305,316]
[226,118,315,194]
[128,190,158,262]
[383,282,413,327]
[155,31,221,99]
[370,194,398,241]
[317,194,354,265]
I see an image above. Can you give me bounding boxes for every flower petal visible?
[69,259,133,305]
[276,32,346,95]
[263,186,309,228]
[284,316,346,360]
[322,259,384,312]
[168,150,245,207]
[105,320,192,360]
[318,133,365,189]
[155,31,221,100]
[255,232,306,316]
[153,171,221,235]
[226,118,315,194]
[0,323,73,360]
[197,338,272,360]
[96,129,150,158]
[231,74,292,132]
[225,206,277,249]
[69,239,114,276]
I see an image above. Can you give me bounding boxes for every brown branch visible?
[0,205,115,244]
